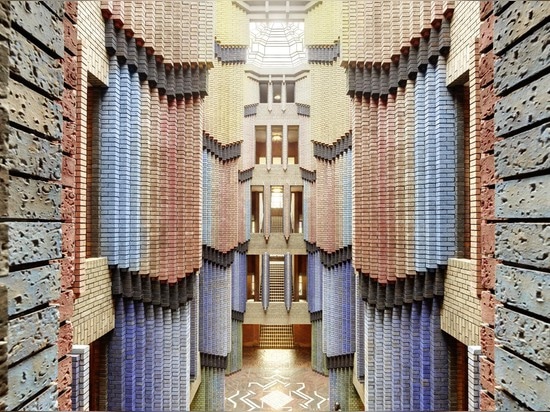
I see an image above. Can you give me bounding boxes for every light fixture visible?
[272,133,282,142]
[274,94,281,101]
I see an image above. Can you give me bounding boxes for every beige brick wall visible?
[77,1,109,86]
[447,1,480,85]
[441,258,482,345]
[203,63,245,145]
[304,0,341,45]
[441,0,482,347]
[309,64,350,145]
[215,0,249,46]
[73,258,115,344]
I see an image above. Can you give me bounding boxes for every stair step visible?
[259,325,294,349]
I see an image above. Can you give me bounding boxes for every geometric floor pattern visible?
[225,348,329,411]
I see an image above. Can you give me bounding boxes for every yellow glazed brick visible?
[77,1,109,85]
[447,1,480,85]
[441,258,482,345]
[305,0,342,46]
[73,258,115,344]
[309,64,350,145]
[204,63,245,145]
[215,0,249,46]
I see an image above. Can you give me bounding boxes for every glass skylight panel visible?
[248,22,306,68]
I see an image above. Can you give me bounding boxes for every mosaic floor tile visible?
[225,347,329,411]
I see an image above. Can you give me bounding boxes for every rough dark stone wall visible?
[0,0,66,410]
[493,1,550,410]
[0,0,9,409]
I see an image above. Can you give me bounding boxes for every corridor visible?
[225,348,330,411]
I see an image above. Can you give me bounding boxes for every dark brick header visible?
[313,132,352,161]
[111,266,196,309]
[203,133,242,162]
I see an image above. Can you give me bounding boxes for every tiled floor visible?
[225,347,329,411]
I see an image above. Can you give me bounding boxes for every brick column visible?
[467,345,481,411]
[478,2,497,410]
[59,2,79,409]
[70,345,90,410]
[266,124,272,171]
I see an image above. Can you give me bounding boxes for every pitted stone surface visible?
[0,341,6,402]
[8,306,58,365]
[479,51,495,88]
[62,222,75,258]
[62,88,76,122]
[481,186,495,220]
[480,325,495,361]
[0,223,6,278]
[63,52,77,90]
[494,22,550,95]
[496,177,550,218]
[64,16,77,55]
[8,79,63,140]
[479,13,494,54]
[7,129,61,179]
[481,291,497,326]
[57,355,72,396]
[495,73,550,137]
[58,256,74,290]
[7,222,61,265]
[62,119,76,155]
[10,1,63,58]
[481,257,496,290]
[41,0,64,18]
[481,222,495,257]
[7,175,61,220]
[0,285,6,337]
[495,223,550,268]
[480,81,495,120]
[6,345,57,410]
[480,390,495,411]
[495,265,549,319]
[480,118,495,153]
[0,0,8,42]
[61,187,75,221]
[495,307,549,368]
[494,1,550,56]
[495,123,550,178]
[480,153,495,186]
[9,28,63,98]
[495,347,550,411]
[480,356,495,394]
[0,41,7,96]
[55,289,74,323]
[495,388,530,411]
[3,264,60,315]
[65,1,77,23]
[19,384,57,411]
[493,0,513,16]
[61,154,75,187]
[57,321,72,358]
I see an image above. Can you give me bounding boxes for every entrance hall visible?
[225,348,330,411]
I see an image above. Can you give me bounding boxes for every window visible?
[286,82,295,103]
[259,82,268,103]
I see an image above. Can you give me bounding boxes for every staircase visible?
[270,262,285,302]
[271,208,283,232]
[259,325,294,349]
[259,261,286,302]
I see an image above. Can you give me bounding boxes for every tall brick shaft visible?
[0,1,548,410]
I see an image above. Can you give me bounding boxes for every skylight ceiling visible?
[248,22,306,68]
